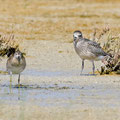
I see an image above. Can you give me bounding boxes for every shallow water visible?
[24,69,81,77]
[24,69,96,77]
[0,78,120,108]
[0,68,120,114]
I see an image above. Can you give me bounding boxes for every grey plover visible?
[6,49,26,85]
[73,30,108,74]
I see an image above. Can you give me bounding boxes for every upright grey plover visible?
[6,49,26,85]
[73,30,108,74]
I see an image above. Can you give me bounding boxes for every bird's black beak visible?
[74,37,77,41]
[17,56,21,62]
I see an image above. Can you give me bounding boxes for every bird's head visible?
[14,50,23,62]
[73,30,83,40]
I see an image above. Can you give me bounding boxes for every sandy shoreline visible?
[0,40,120,120]
[0,0,120,119]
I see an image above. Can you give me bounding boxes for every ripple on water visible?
[23,69,92,77]
[0,83,120,108]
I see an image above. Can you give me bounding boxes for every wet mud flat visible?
[0,39,120,120]
[0,69,120,120]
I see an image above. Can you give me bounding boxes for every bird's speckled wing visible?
[84,38,107,56]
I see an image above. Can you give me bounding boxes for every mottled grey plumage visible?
[73,30,108,74]
[6,50,26,84]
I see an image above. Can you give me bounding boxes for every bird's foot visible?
[91,73,97,76]
[80,73,97,76]
[15,84,27,88]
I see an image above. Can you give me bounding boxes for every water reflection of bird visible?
[6,48,26,85]
[73,30,108,75]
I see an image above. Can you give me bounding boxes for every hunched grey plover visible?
[73,30,108,74]
[6,49,26,85]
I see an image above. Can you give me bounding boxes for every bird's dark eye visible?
[74,37,77,40]
[78,35,82,37]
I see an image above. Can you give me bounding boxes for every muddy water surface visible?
[0,70,120,108]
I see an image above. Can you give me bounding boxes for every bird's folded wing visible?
[87,40,107,56]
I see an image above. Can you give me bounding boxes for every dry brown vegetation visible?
[91,28,120,74]
[0,0,119,73]
[0,34,19,56]
[0,0,120,42]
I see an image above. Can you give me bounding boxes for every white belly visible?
[7,65,25,74]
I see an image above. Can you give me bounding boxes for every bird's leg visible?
[81,59,84,75]
[92,61,95,74]
[10,72,12,83]
[9,72,12,93]
[18,74,20,87]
